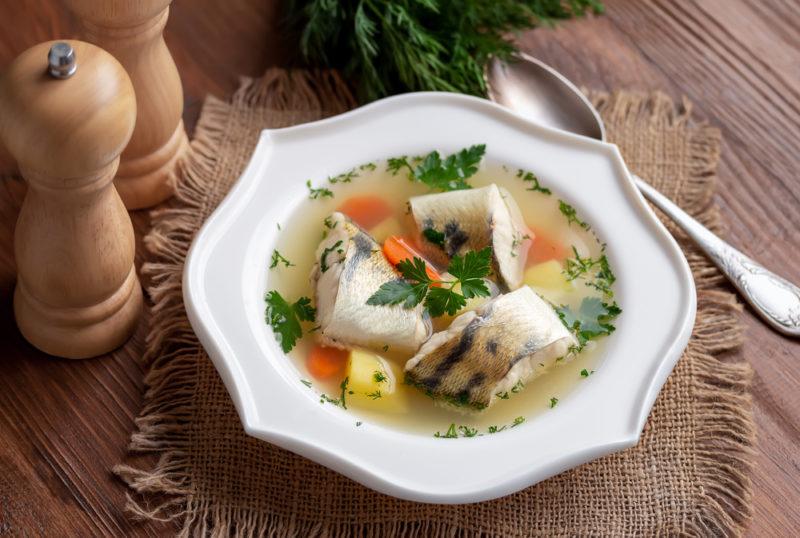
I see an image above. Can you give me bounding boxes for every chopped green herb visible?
[488,425,507,434]
[517,170,551,195]
[373,371,388,383]
[323,216,337,230]
[558,200,590,229]
[276,222,281,230]
[367,390,382,400]
[422,227,446,248]
[320,240,344,273]
[495,391,510,400]
[386,145,485,192]
[557,297,621,349]
[356,421,363,427]
[367,247,492,317]
[549,397,559,408]
[458,425,479,437]
[339,377,350,409]
[301,379,312,388]
[511,416,526,427]
[382,344,389,352]
[328,168,358,184]
[359,162,377,171]
[270,249,295,269]
[264,291,316,352]
[563,246,616,296]
[307,180,333,199]
[434,423,459,439]
[580,369,594,377]
[511,379,525,393]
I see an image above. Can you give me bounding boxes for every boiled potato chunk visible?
[347,350,408,413]
[524,260,573,304]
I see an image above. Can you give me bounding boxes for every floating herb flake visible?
[434,423,459,438]
[516,169,551,195]
[559,200,590,229]
[307,180,334,199]
[269,249,295,269]
[549,397,559,408]
[511,416,526,427]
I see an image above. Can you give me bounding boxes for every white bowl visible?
[184,92,695,503]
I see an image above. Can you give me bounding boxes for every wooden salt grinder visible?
[66,0,189,210]
[0,41,143,359]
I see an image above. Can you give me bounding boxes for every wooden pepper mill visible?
[0,40,143,359]
[66,0,189,210]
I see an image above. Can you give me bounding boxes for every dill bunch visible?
[285,0,604,102]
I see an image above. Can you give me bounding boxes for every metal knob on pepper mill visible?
[0,41,143,359]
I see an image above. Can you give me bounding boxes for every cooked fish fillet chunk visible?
[409,184,532,290]
[405,286,577,410]
[311,212,431,353]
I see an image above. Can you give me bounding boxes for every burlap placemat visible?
[115,69,755,537]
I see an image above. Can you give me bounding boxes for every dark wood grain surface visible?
[0,1,797,535]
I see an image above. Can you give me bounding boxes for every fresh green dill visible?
[307,180,333,199]
[516,169,551,195]
[270,249,295,269]
[580,369,594,378]
[511,379,525,393]
[458,425,479,437]
[264,291,316,352]
[488,425,506,434]
[328,168,358,184]
[422,227,446,248]
[495,391,510,400]
[373,371,388,383]
[511,416,526,427]
[320,393,342,406]
[367,247,492,317]
[557,297,621,349]
[339,377,350,409]
[549,397,559,408]
[360,162,377,171]
[301,379,312,388]
[563,246,616,296]
[558,200,590,229]
[320,240,344,273]
[434,423,459,439]
[367,390,382,400]
[287,0,604,102]
[386,145,485,192]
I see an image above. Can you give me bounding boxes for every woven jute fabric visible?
[115,69,755,537]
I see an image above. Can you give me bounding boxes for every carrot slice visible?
[306,344,349,380]
[383,236,442,281]
[337,195,393,230]
[527,227,568,266]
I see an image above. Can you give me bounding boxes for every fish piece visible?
[405,286,576,410]
[311,212,431,353]
[409,184,532,290]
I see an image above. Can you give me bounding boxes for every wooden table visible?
[0,1,797,535]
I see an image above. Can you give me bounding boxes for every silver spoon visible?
[486,52,800,338]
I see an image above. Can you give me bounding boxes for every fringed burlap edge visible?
[114,83,755,537]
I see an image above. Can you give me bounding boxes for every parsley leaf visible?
[320,240,344,273]
[386,145,486,192]
[366,249,492,317]
[448,247,492,299]
[265,291,316,353]
[366,279,428,309]
[563,246,616,296]
[557,297,621,348]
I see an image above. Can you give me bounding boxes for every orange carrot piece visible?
[383,236,442,281]
[527,227,568,266]
[306,345,349,380]
[337,195,393,230]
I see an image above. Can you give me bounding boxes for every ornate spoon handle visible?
[634,176,800,337]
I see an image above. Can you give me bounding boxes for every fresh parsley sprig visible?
[367,247,492,317]
[386,145,486,192]
[265,291,316,352]
[556,297,621,349]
